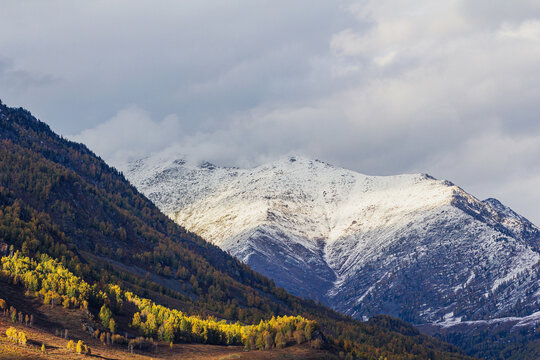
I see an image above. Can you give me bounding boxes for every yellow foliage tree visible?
[76,340,84,354]
[6,327,17,343]
[5,327,28,345]
[2,252,321,352]
[67,340,75,351]
[18,332,27,346]
[109,318,117,334]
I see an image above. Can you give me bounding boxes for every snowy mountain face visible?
[122,155,540,326]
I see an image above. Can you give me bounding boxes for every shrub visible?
[128,337,155,351]
[111,334,127,345]
[311,338,323,349]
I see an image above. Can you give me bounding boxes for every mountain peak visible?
[263,154,329,168]
[483,197,504,209]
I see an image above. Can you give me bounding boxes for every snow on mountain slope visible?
[122,154,540,325]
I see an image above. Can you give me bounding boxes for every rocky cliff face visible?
[123,154,540,326]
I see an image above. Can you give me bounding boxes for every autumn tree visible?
[275,332,285,349]
[67,340,75,351]
[99,305,112,328]
[109,318,117,334]
[76,340,83,354]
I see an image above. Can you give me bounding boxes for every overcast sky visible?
[1,1,540,223]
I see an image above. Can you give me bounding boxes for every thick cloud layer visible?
[2,1,540,223]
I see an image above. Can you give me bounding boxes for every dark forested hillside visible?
[0,100,474,359]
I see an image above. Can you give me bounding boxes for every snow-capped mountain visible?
[122,154,540,326]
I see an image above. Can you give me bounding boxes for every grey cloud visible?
[460,0,540,28]
[0,0,352,133]
[0,58,57,90]
[70,106,183,166]
[2,1,540,224]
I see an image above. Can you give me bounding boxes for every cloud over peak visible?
[2,0,540,223]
